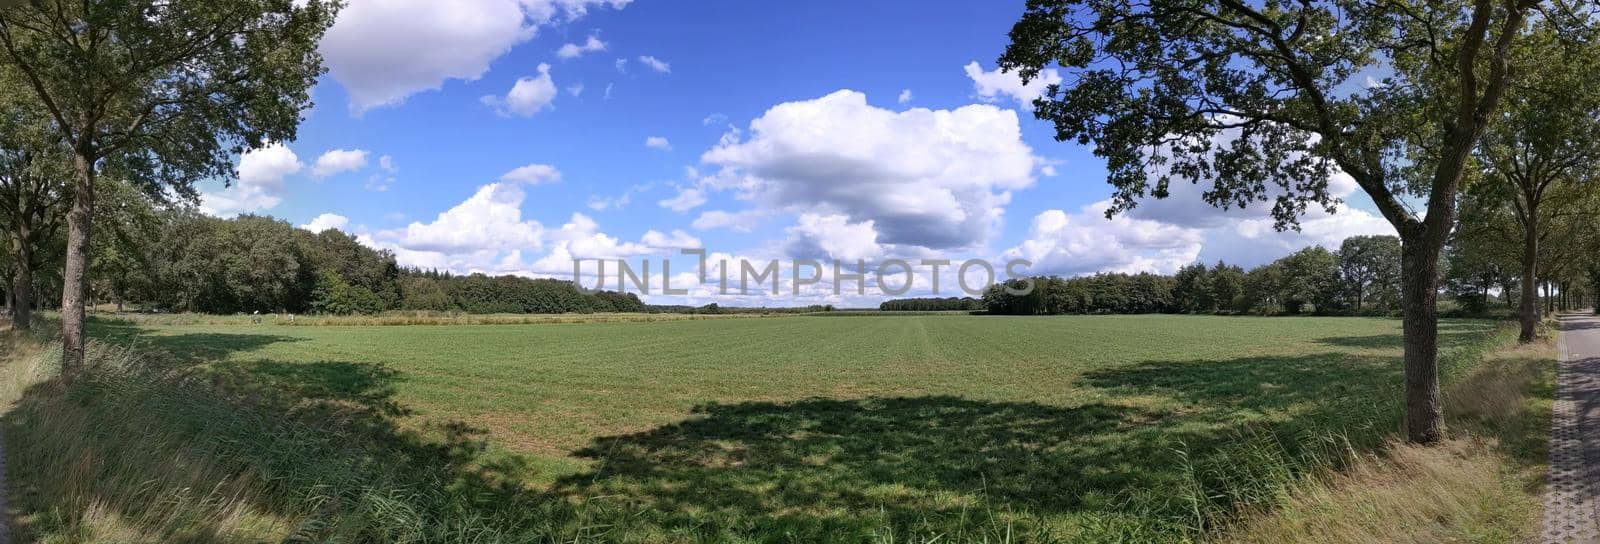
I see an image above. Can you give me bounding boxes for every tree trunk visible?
[60,151,95,377]
[1401,236,1444,444]
[9,258,30,332]
[1519,222,1539,342]
[7,229,32,331]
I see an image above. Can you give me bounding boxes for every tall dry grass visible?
[1218,336,1553,543]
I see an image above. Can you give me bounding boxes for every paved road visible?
[1544,313,1600,543]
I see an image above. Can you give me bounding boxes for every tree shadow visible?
[88,319,305,369]
[1316,320,1494,350]
[550,352,1412,538]
[1559,317,1600,331]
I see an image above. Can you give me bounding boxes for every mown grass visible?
[0,315,1549,542]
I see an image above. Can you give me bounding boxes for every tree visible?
[1275,247,1343,314]
[0,75,67,330]
[1171,263,1211,313]
[1208,261,1246,314]
[1339,235,1402,312]
[1468,26,1600,341]
[1000,0,1566,443]
[89,178,160,312]
[1241,264,1283,315]
[0,0,336,374]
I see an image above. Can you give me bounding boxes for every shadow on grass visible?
[89,319,306,369]
[548,352,1430,539]
[1,318,1519,542]
[1315,320,1496,350]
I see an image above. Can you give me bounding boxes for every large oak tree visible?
[999,0,1589,442]
[0,0,336,373]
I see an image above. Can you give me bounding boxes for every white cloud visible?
[311,148,370,179]
[526,213,658,274]
[898,89,913,104]
[378,155,397,173]
[300,213,351,233]
[637,55,671,73]
[556,34,607,59]
[702,113,728,126]
[385,183,546,254]
[201,143,303,215]
[482,63,557,117]
[614,58,628,73]
[700,89,1037,250]
[320,0,630,112]
[641,229,702,248]
[1005,205,1204,277]
[963,61,1061,111]
[645,136,672,150]
[566,83,585,97]
[499,163,562,184]
[658,186,706,212]
[691,209,764,232]
[784,213,882,261]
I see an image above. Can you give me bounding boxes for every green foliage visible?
[1172,263,1212,313]
[984,273,1176,315]
[1339,235,1403,313]
[0,0,339,199]
[1276,246,1343,314]
[310,270,385,316]
[878,297,983,312]
[984,238,1384,316]
[1209,261,1247,313]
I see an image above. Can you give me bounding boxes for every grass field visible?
[2,314,1552,542]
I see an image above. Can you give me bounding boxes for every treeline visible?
[983,236,1407,316]
[397,270,645,315]
[17,208,649,316]
[878,297,982,312]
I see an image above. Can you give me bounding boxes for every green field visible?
[41,313,1525,541]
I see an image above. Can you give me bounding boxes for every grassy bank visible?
[0,316,1551,542]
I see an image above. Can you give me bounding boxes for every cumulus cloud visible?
[311,148,370,179]
[300,213,351,233]
[201,143,303,215]
[641,229,702,248]
[636,55,671,73]
[321,0,629,112]
[1005,205,1204,277]
[700,89,1037,250]
[784,213,882,261]
[692,209,764,232]
[644,136,672,150]
[526,213,659,274]
[482,63,557,117]
[388,183,547,254]
[499,163,562,184]
[556,34,607,59]
[898,89,913,104]
[963,61,1061,111]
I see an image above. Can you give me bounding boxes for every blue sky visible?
[199,0,1395,306]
